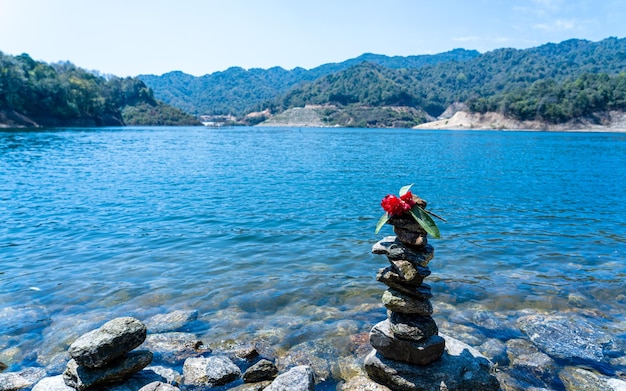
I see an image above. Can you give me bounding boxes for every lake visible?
[1,126,626,389]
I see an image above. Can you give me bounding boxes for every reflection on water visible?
[1,127,626,385]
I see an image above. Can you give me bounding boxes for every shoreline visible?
[414,110,626,133]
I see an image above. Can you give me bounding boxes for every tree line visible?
[266,37,626,126]
[0,52,199,127]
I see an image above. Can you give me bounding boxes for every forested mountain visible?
[267,37,626,126]
[0,52,199,128]
[138,49,480,116]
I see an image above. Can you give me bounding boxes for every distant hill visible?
[138,49,480,116]
[0,52,199,128]
[267,37,626,127]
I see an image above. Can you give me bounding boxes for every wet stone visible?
[341,375,393,390]
[68,317,147,368]
[138,381,180,391]
[32,375,75,391]
[372,237,434,269]
[387,213,427,231]
[182,356,240,388]
[63,350,153,391]
[506,338,557,385]
[376,265,430,291]
[518,314,612,364]
[369,320,445,366]
[394,226,428,247]
[559,366,626,391]
[0,367,46,391]
[143,310,198,334]
[365,334,500,391]
[228,381,273,391]
[264,365,314,391]
[382,289,434,315]
[388,312,439,341]
[140,332,209,365]
[243,359,278,383]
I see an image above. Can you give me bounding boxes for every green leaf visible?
[375,213,390,234]
[399,184,413,196]
[409,206,441,239]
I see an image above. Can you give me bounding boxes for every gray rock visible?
[382,289,434,315]
[519,314,612,364]
[182,356,241,387]
[370,320,445,366]
[144,310,198,334]
[377,266,430,291]
[68,317,147,368]
[364,334,500,391]
[505,339,557,385]
[32,375,74,391]
[138,381,180,391]
[144,365,182,385]
[276,340,333,383]
[0,367,46,391]
[341,375,393,390]
[559,366,626,391]
[264,365,314,391]
[141,332,209,365]
[479,338,508,366]
[243,359,278,383]
[63,350,153,391]
[227,380,272,390]
[99,368,173,391]
[372,237,434,269]
[388,312,438,341]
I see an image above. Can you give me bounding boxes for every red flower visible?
[400,191,416,208]
[381,194,412,216]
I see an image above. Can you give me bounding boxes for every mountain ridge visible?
[138,49,480,116]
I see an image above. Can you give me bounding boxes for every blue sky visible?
[0,0,624,77]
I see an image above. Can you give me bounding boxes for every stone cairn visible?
[63,317,152,390]
[364,196,446,380]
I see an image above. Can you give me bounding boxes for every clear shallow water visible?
[1,127,626,383]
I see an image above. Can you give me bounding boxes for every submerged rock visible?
[144,310,199,334]
[0,367,46,391]
[519,314,612,364]
[68,317,147,368]
[141,332,208,364]
[559,366,626,391]
[505,338,557,387]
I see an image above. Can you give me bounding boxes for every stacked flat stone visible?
[63,317,152,390]
[366,198,445,369]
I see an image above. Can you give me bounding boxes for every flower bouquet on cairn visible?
[365,185,447,380]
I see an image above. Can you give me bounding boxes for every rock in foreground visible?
[68,317,147,368]
[364,334,499,391]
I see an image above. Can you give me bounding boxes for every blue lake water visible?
[1,126,626,385]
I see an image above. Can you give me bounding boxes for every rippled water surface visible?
[2,126,626,383]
